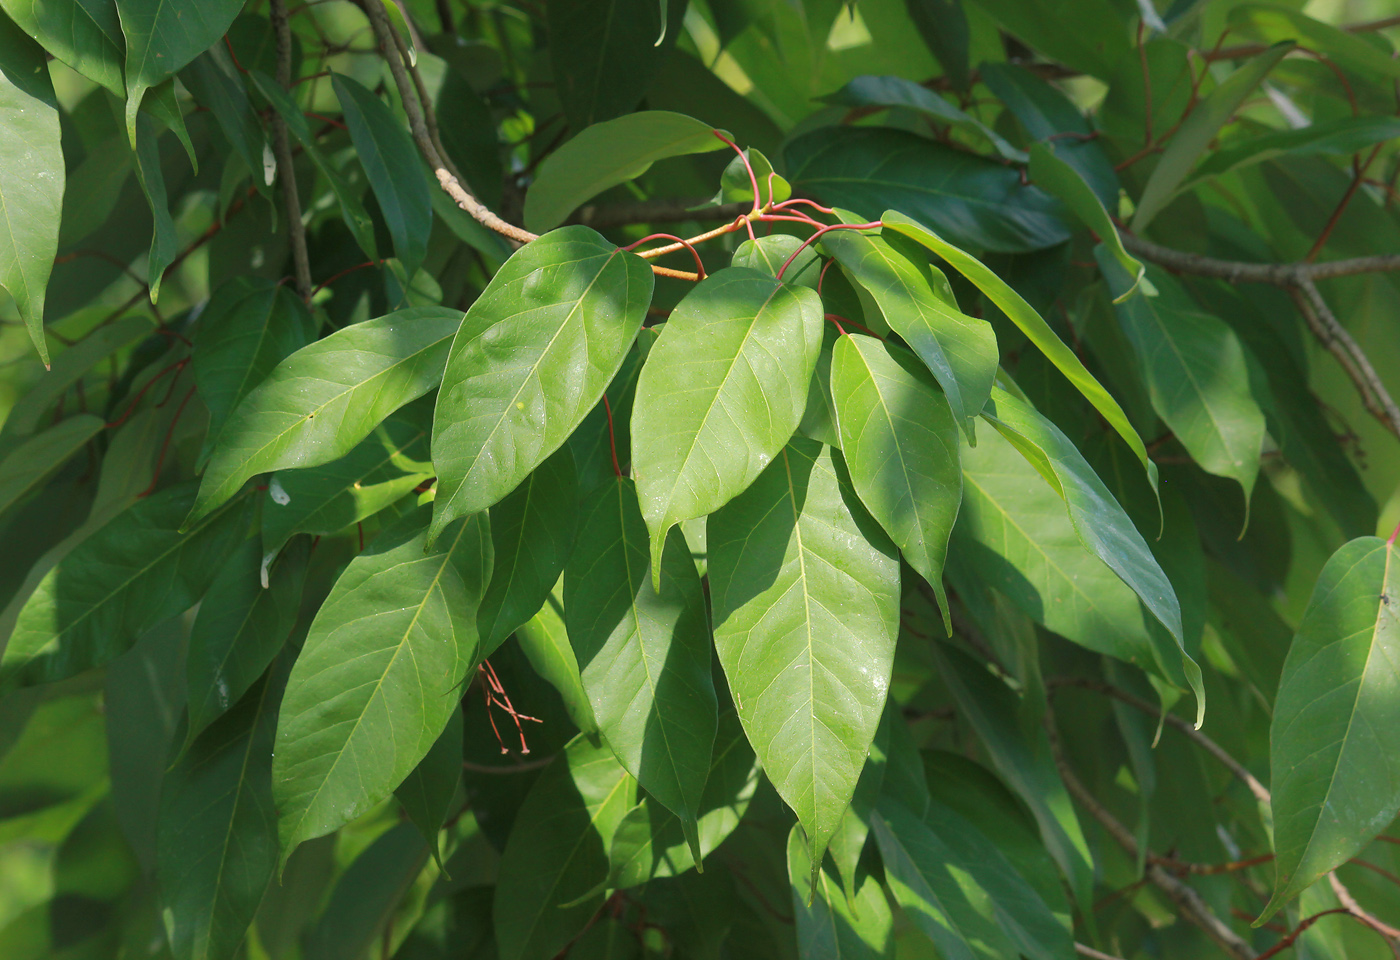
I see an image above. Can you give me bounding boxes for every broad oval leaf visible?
[0,0,125,94]
[1263,536,1400,919]
[564,477,716,849]
[0,414,104,515]
[494,733,637,960]
[788,824,895,959]
[709,437,899,870]
[272,506,491,860]
[786,127,1070,253]
[190,306,463,527]
[631,267,823,582]
[430,226,651,544]
[831,334,961,621]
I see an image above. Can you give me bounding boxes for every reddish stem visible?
[773,197,837,215]
[713,130,762,213]
[825,313,848,336]
[817,259,835,295]
[1256,909,1356,959]
[313,259,386,294]
[1388,519,1399,547]
[137,386,197,498]
[106,359,187,429]
[603,394,623,478]
[776,222,881,281]
[624,233,706,277]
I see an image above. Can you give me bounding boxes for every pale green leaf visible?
[514,581,598,735]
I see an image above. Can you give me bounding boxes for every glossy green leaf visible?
[1101,258,1266,511]
[478,445,578,657]
[494,734,637,960]
[272,506,491,860]
[709,438,899,873]
[731,235,820,287]
[786,127,1070,253]
[116,0,244,144]
[827,707,890,904]
[710,147,790,208]
[0,482,252,688]
[430,226,651,543]
[821,74,1026,162]
[831,334,961,620]
[0,0,124,94]
[193,278,318,467]
[1262,536,1400,919]
[396,705,463,867]
[333,73,432,278]
[820,227,996,437]
[1131,42,1293,231]
[190,306,462,527]
[0,414,103,515]
[0,17,62,365]
[185,537,308,745]
[515,581,598,734]
[883,210,1157,490]
[787,824,895,959]
[564,477,716,851]
[158,656,285,960]
[546,0,683,131]
[631,267,823,583]
[904,0,970,89]
[524,111,726,232]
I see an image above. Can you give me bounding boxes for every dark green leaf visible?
[0,414,104,515]
[396,705,463,867]
[0,0,124,94]
[180,48,271,201]
[904,0,970,90]
[787,825,894,959]
[303,822,430,960]
[515,581,598,735]
[1192,116,1400,186]
[821,75,1025,162]
[972,0,1130,78]
[133,112,176,301]
[435,67,502,209]
[711,147,790,208]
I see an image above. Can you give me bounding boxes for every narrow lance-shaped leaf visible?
[709,438,900,876]
[1261,535,1400,921]
[787,824,895,959]
[272,506,491,862]
[564,477,716,857]
[632,267,823,586]
[133,112,177,302]
[515,578,598,734]
[189,306,463,527]
[0,414,104,515]
[431,226,652,545]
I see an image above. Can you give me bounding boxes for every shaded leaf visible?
[821,74,1025,162]
[396,705,463,868]
[132,111,176,301]
[0,0,124,94]
[515,581,598,734]
[0,414,104,515]
[303,822,430,960]
[787,824,894,959]
[711,147,790,208]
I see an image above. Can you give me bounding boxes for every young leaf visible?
[333,73,433,278]
[830,334,961,622]
[564,477,717,853]
[709,438,899,874]
[0,0,125,95]
[820,227,997,436]
[0,482,253,688]
[1262,536,1400,920]
[494,734,637,960]
[190,306,462,527]
[631,267,823,584]
[430,226,651,544]
[787,824,895,959]
[272,507,491,861]
[710,147,790,208]
[0,414,104,515]
[395,705,463,868]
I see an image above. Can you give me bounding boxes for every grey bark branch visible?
[270,0,313,300]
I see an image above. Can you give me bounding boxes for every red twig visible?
[1257,909,1360,959]
[106,359,188,429]
[776,222,881,280]
[817,259,835,295]
[1307,143,1384,261]
[479,659,542,755]
[137,386,196,498]
[313,259,386,294]
[713,130,761,213]
[603,394,622,478]
[223,35,248,73]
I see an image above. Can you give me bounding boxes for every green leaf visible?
[820,74,1027,163]
[631,267,823,584]
[564,477,716,853]
[180,48,272,201]
[193,278,319,468]
[786,127,1070,253]
[1262,536,1400,920]
[133,111,176,301]
[494,733,637,960]
[787,824,895,959]
[1229,5,1400,82]
[524,111,726,232]
[0,17,63,365]
[515,579,599,735]
[971,0,1130,78]
[0,414,104,515]
[190,306,462,527]
[0,0,124,94]
[116,0,244,145]
[827,707,890,904]
[709,438,899,873]
[430,229,649,546]
[396,705,463,868]
[1131,41,1294,231]
[478,445,579,657]
[731,235,821,287]
[872,798,1074,960]
[0,482,253,688]
[1100,258,1267,512]
[333,73,433,279]
[831,334,961,622]
[820,227,997,437]
[157,656,286,960]
[883,210,1157,491]
[303,822,430,960]
[186,537,308,745]
[272,506,491,861]
[1190,115,1400,187]
[904,0,971,90]
[710,147,790,208]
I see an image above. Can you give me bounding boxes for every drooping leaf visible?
[190,306,463,527]
[478,445,579,657]
[0,414,104,515]
[396,705,463,868]
[185,536,308,745]
[787,824,895,959]
[180,48,270,199]
[0,0,124,94]
[0,482,252,688]
[786,127,1070,253]
[430,226,651,544]
[631,267,823,583]
[333,73,433,279]
[831,334,961,621]
[303,822,430,960]
[272,506,491,861]
[709,438,899,873]
[1262,536,1400,920]
[132,111,177,301]
[1190,115,1400,187]
[524,112,727,232]
[564,477,716,852]
[904,0,971,90]
[0,17,63,364]
[493,734,637,960]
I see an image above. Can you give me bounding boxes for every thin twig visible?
[270,0,313,300]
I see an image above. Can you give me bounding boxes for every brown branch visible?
[270,0,313,300]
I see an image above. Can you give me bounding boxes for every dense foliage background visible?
[0,0,1398,958]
